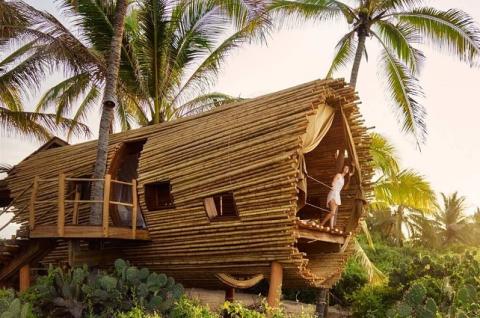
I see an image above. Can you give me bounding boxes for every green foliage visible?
[29,259,183,318]
[0,289,35,318]
[115,306,162,318]
[331,259,368,305]
[169,297,217,318]
[387,284,439,318]
[350,284,398,318]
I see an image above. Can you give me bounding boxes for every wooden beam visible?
[102,174,111,237]
[131,179,138,239]
[72,185,80,225]
[57,173,65,236]
[29,225,150,240]
[29,176,39,230]
[297,228,345,244]
[225,287,235,302]
[19,264,30,292]
[267,261,283,308]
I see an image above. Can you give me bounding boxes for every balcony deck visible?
[296,219,350,244]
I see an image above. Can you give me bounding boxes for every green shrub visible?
[387,284,439,318]
[332,259,368,305]
[170,297,217,318]
[0,290,35,318]
[116,306,162,318]
[350,284,397,318]
[29,259,183,318]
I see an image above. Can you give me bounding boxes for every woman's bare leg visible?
[321,201,337,227]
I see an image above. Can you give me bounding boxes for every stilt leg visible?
[225,287,235,302]
[19,264,30,292]
[267,261,283,308]
[315,288,329,318]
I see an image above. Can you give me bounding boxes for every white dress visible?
[326,175,344,206]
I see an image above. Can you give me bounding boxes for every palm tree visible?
[2,0,270,136]
[0,0,90,141]
[368,133,436,245]
[271,0,480,143]
[434,192,468,246]
[90,0,130,225]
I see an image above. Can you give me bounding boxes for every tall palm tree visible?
[434,192,468,246]
[90,0,130,225]
[271,0,480,144]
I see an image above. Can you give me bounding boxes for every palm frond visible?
[393,8,480,66]
[352,239,387,284]
[66,86,100,140]
[269,0,352,28]
[373,31,426,145]
[326,30,357,78]
[369,132,399,177]
[374,20,424,73]
[173,92,242,119]
[0,107,91,142]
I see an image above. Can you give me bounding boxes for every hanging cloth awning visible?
[297,104,335,195]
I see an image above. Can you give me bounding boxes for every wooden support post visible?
[267,261,283,308]
[58,173,65,236]
[72,185,80,225]
[131,179,138,239]
[19,264,30,292]
[225,287,235,302]
[102,174,111,237]
[315,288,329,318]
[29,176,39,230]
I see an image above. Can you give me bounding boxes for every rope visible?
[305,174,332,190]
[305,202,331,213]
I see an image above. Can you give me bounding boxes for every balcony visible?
[28,174,150,241]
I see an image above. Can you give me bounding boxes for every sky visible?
[1,0,480,236]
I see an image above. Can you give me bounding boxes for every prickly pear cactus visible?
[390,284,439,318]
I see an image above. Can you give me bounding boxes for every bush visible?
[0,289,35,318]
[170,297,217,318]
[29,259,183,318]
[350,284,397,318]
[332,259,368,305]
[116,306,162,318]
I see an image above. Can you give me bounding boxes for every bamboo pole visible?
[57,173,65,236]
[131,179,138,239]
[29,176,39,230]
[103,174,111,237]
[267,261,283,308]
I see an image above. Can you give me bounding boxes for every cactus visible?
[390,284,439,318]
[0,298,35,318]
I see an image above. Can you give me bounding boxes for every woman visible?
[320,165,355,229]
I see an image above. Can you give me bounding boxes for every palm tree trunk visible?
[396,206,404,247]
[349,31,367,89]
[89,0,129,225]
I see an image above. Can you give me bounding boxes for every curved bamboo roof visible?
[5,78,373,289]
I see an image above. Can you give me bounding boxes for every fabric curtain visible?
[297,104,335,197]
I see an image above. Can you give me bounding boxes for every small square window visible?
[68,176,91,200]
[144,181,174,211]
[204,192,239,220]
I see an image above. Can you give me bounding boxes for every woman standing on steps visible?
[321,164,355,229]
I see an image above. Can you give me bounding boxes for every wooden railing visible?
[29,174,140,239]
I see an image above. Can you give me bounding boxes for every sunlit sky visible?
[1,1,480,236]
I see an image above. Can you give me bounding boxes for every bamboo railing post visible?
[58,173,65,236]
[102,174,111,237]
[131,179,138,239]
[29,176,39,230]
[72,184,80,225]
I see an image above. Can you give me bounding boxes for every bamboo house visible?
[0,78,373,305]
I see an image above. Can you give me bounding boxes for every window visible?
[204,192,239,220]
[144,181,174,210]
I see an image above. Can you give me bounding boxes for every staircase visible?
[0,230,56,288]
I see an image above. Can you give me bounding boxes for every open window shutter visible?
[204,197,218,219]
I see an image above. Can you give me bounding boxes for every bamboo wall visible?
[5,78,373,289]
